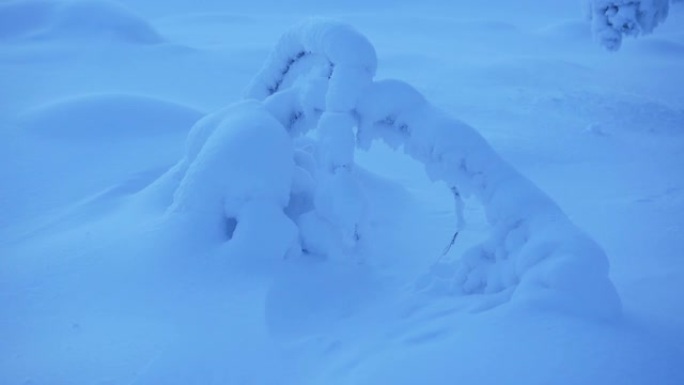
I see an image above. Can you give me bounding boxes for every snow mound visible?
[143,20,621,321]
[145,101,299,267]
[18,93,202,140]
[0,0,163,44]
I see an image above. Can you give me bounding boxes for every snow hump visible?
[18,94,202,139]
[151,20,621,321]
[0,0,163,44]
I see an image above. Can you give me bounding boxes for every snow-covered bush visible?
[151,20,621,320]
[586,0,671,50]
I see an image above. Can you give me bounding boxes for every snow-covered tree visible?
[587,0,673,50]
[147,20,622,321]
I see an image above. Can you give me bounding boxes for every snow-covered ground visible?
[1,1,683,384]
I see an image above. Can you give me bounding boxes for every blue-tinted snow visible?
[1,1,683,384]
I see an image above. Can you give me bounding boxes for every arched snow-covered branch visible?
[246,19,377,106]
[356,80,620,319]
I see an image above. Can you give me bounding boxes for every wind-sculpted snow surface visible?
[154,20,621,320]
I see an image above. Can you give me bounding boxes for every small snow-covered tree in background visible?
[586,0,676,50]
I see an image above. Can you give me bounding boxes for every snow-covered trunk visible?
[246,20,377,258]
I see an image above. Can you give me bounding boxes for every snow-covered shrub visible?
[151,20,621,320]
[587,0,671,50]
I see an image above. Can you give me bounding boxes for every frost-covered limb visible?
[245,19,376,103]
[586,0,671,50]
[356,79,621,320]
[245,20,376,172]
